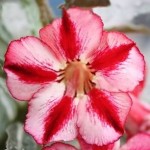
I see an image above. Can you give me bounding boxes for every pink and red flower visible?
[43,133,150,150]
[120,133,150,150]
[126,94,150,137]
[4,8,145,146]
[42,142,77,150]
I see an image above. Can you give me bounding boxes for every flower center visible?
[58,60,95,97]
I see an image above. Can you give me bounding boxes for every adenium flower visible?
[42,142,77,150]
[131,65,146,98]
[120,133,150,150]
[77,135,120,150]
[4,8,145,146]
[126,94,150,137]
[43,133,150,150]
[131,79,145,98]
[42,141,118,150]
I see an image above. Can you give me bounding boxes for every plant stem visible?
[36,0,54,26]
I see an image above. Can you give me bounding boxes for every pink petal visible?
[120,133,150,150]
[25,82,77,144]
[39,23,67,63]
[4,36,61,100]
[93,32,145,92]
[131,64,146,97]
[77,89,131,146]
[78,135,120,150]
[132,76,146,97]
[42,142,78,150]
[5,78,42,100]
[126,94,150,137]
[40,8,103,61]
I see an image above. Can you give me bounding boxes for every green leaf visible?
[0,0,42,62]
[1,0,42,38]
[21,0,42,36]
[0,57,4,77]
[0,38,7,62]
[6,123,40,150]
[0,78,17,142]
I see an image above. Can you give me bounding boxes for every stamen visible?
[57,60,95,97]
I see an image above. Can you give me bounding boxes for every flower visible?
[44,133,150,150]
[42,140,119,150]
[77,135,120,150]
[126,94,150,137]
[120,133,150,150]
[4,8,145,146]
[42,142,77,150]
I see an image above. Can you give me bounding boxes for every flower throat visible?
[57,60,95,97]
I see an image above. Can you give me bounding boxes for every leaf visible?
[0,37,7,62]
[1,0,42,38]
[0,62,5,78]
[64,0,110,8]
[21,0,43,36]
[6,123,40,150]
[0,0,42,62]
[0,78,17,142]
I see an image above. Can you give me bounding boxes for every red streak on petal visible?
[89,88,123,134]
[91,43,135,71]
[43,96,72,143]
[5,64,57,83]
[60,9,80,60]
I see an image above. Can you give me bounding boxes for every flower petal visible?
[4,36,60,100]
[132,77,146,97]
[77,89,131,146]
[39,23,67,63]
[25,82,77,144]
[120,133,150,150]
[42,142,78,150]
[40,8,103,61]
[78,135,120,150]
[126,94,150,137]
[93,32,145,92]
[91,32,135,70]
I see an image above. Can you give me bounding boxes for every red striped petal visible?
[40,8,103,61]
[90,32,134,70]
[4,37,60,100]
[77,90,131,146]
[43,96,74,143]
[93,32,145,92]
[89,89,124,134]
[59,9,80,60]
[25,82,77,144]
[120,133,150,150]
[91,43,135,71]
[126,94,150,137]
